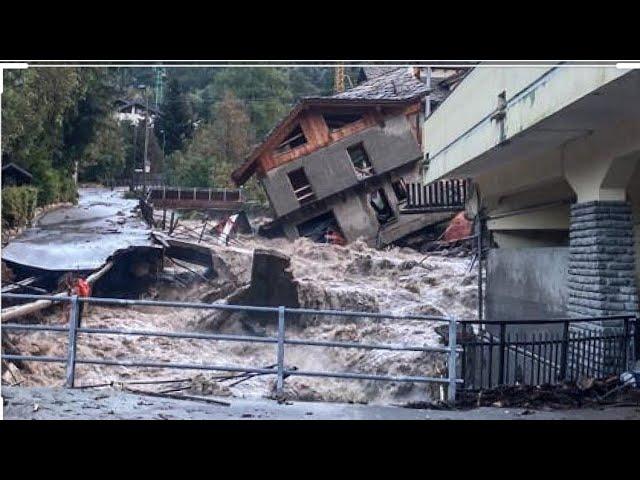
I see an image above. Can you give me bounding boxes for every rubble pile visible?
[456,376,640,410]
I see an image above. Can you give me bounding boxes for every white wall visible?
[423,65,627,184]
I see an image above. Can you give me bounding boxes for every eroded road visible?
[2,187,153,271]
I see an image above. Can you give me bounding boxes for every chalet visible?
[231,67,467,246]
[114,98,160,126]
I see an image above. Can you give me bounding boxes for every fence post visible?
[634,316,639,366]
[65,295,79,388]
[560,320,569,381]
[276,306,286,399]
[622,317,630,371]
[476,213,483,322]
[498,322,506,385]
[447,318,457,403]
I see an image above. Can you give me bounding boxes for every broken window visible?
[288,168,316,205]
[391,178,408,202]
[275,124,307,155]
[323,112,364,131]
[369,188,395,225]
[347,143,374,179]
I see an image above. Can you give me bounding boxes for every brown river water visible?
[3,191,478,405]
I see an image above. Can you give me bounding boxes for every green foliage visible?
[2,186,38,228]
[165,90,266,203]
[80,116,126,184]
[166,122,217,187]
[63,68,120,170]
[157,78,194,155]
[201,68,293,138]
[2,67,120,206]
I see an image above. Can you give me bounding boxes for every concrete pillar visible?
[567,200,639,319]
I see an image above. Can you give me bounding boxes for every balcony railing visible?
[402,179,469,213]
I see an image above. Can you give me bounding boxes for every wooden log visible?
[1,292,67,322]
[1,261,113,322]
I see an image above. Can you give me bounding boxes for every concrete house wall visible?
[260,114,422,218]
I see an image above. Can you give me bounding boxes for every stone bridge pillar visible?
[564,140,640,320]
[567,200,638,318]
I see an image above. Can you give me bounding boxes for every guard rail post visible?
[65,295,79,388]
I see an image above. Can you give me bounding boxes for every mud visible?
[3,210,478,406]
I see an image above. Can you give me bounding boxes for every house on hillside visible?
[231,66,466,246]
[114,98,161,126]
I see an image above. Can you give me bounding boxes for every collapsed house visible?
[231,66,467,247]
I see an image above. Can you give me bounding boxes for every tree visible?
[81,116,125,184]
[62,68,120,172]
[165,122,217,188]
[210,90,254,166]
[203,68,293,138]
[157,78,194,155]
[2,68,85,205]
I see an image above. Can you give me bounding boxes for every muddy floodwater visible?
[3,189,478,405]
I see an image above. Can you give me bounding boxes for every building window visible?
[347,143,374,179]
[275,124,307,155]
[288,168,316,205]
[323,112,364,131]
[369,188,395,225]
[391,178,407,202]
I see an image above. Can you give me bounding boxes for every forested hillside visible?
[1,66,343,221]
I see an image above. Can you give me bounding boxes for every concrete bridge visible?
[421,63,640,323]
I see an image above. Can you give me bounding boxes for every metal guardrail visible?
[1,293,463,402]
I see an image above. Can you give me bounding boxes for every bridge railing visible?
[148,186,244,204]
[1,293,462,403]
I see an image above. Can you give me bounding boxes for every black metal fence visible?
[403,179,469,212]
[460,316,637,390]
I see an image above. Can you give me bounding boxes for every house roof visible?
[231,68,431,186]
[357,66,401,83]
[334,67,430,101]
[115,98,161,115]
[2,162,33,181]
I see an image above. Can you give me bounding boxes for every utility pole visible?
[143,88,150,195]
[131,122,137,191]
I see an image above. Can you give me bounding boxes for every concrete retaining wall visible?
[486,247,569,326]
